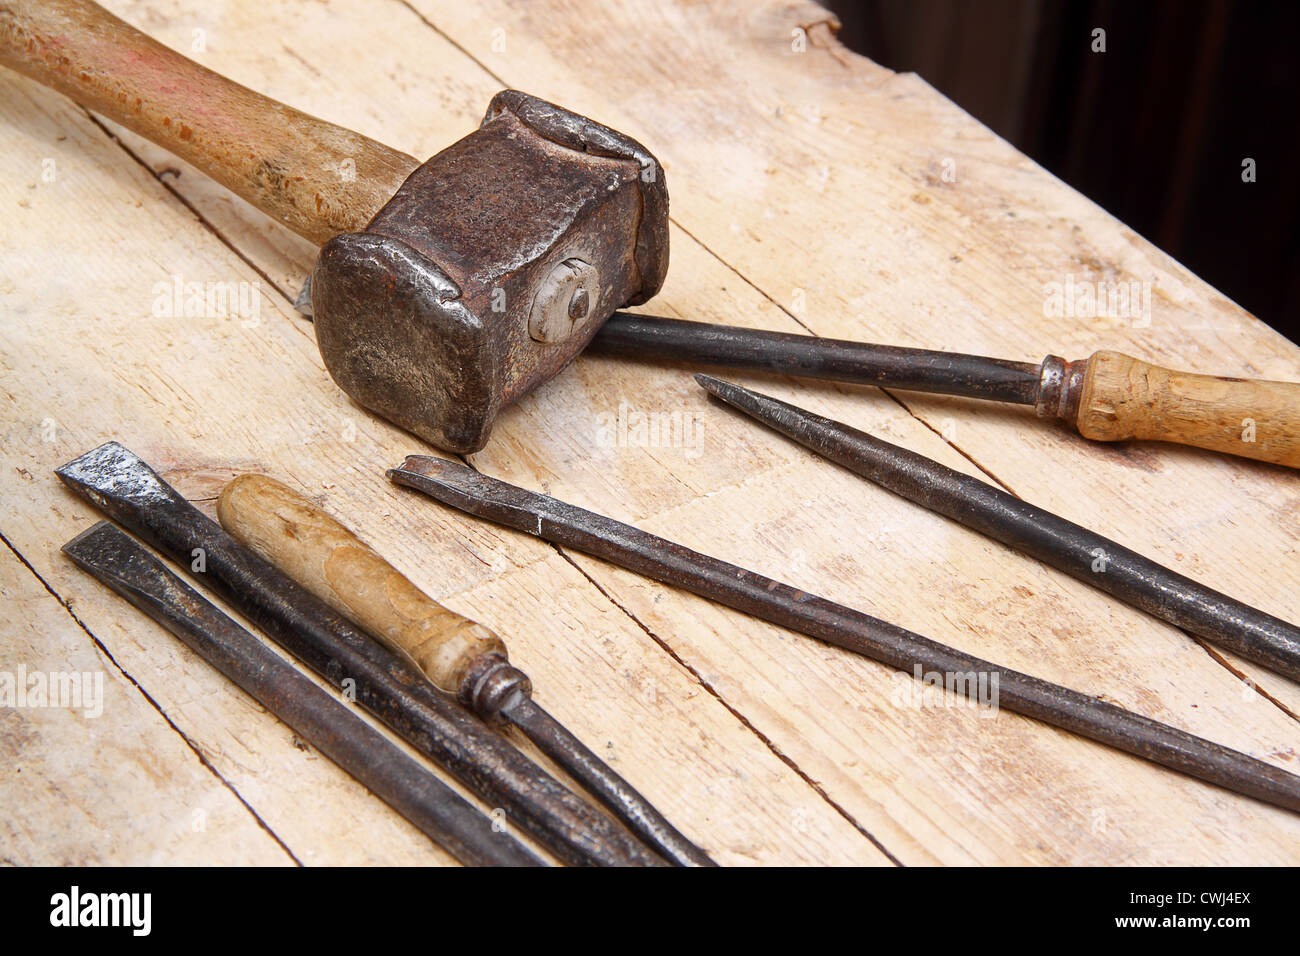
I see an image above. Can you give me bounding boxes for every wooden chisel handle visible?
[1055,350,1300,468]
[217,474,505,693]
[0,0,419,243]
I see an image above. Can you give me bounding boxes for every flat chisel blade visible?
[63,521,543,867]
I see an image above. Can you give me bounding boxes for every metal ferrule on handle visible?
[62,521,542,867]
[696,375,1300,684]
[55,442,667,868]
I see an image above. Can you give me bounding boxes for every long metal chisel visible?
[389,455,1300,816]
[694,375,1300,685]
[56,442,666,867]
[216,473,713,867]
[63,521,543,867]
[590,312,1300,468]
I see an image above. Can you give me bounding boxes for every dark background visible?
[823,0,1300,345]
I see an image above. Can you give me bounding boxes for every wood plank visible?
[399,0,1300,707]
[0,35,878,862]
[0,542,292,865]
[0,0,1296,864]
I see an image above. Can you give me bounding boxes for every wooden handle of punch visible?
[1072,350,1300,468]
[217,474,505,692]
[0,0,419,243]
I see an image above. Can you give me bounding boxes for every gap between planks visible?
[0,527,304,865]
[426,0,1296,720]
[14,0,1291,863]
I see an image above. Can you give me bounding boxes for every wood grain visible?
[218,473,507,693]
[0,545,294,865]
[0,0,418,243]
[1,0,1297,865]
[1076,350,1300,468]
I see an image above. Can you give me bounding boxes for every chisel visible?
[389,454,1300,816]
[56,442,665,867]
[590,313,1300,468]
[216,474,714,868]
[694,375,1300,685]
[63,521,543,867]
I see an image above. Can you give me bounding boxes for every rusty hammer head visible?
[310,91,668,453]
[1,6,666,455]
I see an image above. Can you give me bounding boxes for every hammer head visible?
[310,91,668,453]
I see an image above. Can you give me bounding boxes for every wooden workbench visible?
[2,0,1298,866]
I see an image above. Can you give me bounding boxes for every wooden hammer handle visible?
[1074,350,1300,468]
[217,474,506,692]
[0,0,419,243]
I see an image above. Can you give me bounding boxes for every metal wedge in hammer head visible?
[0,0,667,453]
[311,91,668,453]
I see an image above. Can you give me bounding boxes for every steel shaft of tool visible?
[695,375,1300,684]
[591,313,1044,404]
[62,521,542,867]
[56,443,666,867]
[390,455,1300,815]
[595,315,1300,469]
[499,696,713,866]
[215,473,712,867]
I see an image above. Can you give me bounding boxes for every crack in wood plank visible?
[384,0,1294,719]
[0,526,304,866]
[550,542,906,865]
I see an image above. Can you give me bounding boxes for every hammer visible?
[10,2,1295,469]
[0,0,667,453]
